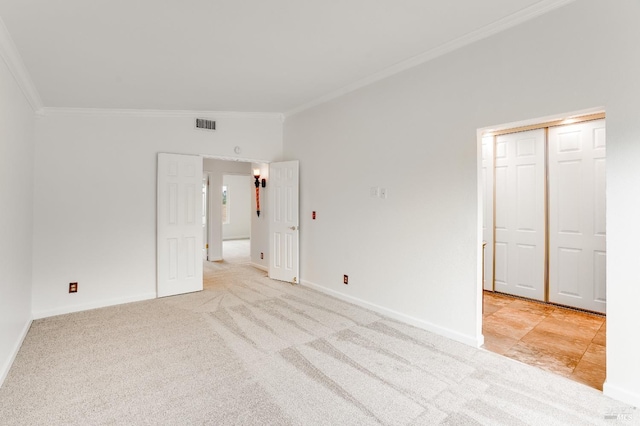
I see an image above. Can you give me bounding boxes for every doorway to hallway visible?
[202,158,263,265]
[221,174,252,262]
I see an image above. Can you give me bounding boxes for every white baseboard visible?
[300,280,482,348]
[32,292,157,320]
[251,262,268,272]
[0,317,32,388]
[603,381,640,408]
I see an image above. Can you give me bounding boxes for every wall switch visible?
[370,187,379,198]
[343,275,349,285]
[379,187,388,199]
[69,282,78,293]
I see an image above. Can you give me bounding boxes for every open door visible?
[269,161,299,283]
[157,153,203,297]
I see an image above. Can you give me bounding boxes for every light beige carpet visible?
[220,239,251,265]
[0,262,635,425]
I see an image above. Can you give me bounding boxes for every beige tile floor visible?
[482,291,606,390]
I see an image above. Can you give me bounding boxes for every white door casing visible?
[494,129,546,301]
[548,119,606,313]
[202,173,209,260]
[482,135,495,291]
[157,153,203,298]
[269,161,299,283]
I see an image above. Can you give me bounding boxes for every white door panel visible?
[269,161,299,283]
[494,129,545,300]
[157,153,203,297]
[548,119,606,313]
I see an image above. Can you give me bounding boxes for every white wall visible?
[32,111,282,318]
[284,0,640,406]
[222,174,251,240]
[0,52,35,384]
[250,162,269,270]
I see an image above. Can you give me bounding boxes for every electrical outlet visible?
[260,252,264,259]
[69,282,78,293]
[312,211,316,220]
[343,275,348,285]
[370,187,379,198]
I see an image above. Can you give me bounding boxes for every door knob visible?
[289,226,299,231]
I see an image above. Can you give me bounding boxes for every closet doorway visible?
[482,115,606,314]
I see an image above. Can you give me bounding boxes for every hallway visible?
[221,239,251,264]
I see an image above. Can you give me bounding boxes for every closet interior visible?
[482,115,606,314]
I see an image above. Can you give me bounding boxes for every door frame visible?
[200,155,271,268]
[476,108,606,337]
[203,172,210,261]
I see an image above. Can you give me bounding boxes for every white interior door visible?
[482,135,495,291]
[494,129,546,301]
[269,161,299,283]
[548,119,606,313]
[157,153,203,298]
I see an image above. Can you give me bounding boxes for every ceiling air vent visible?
[195,118,216,131]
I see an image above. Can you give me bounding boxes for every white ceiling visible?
[0,0,571,113]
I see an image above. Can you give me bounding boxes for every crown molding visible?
[0,16,43,113]
[41,107,284,120]
[285,0,576,117]
[202,154,272,164]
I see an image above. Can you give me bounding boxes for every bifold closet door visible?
[494,129,546,300]
[548,119,606,313]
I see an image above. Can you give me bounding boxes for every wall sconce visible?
[253,169,266,216]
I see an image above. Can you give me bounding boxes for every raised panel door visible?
[493,129,545,300]
[548,119,606,313]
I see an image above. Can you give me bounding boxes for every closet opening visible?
[480,111,607,390]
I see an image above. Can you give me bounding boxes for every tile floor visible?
[482,291,606,390]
